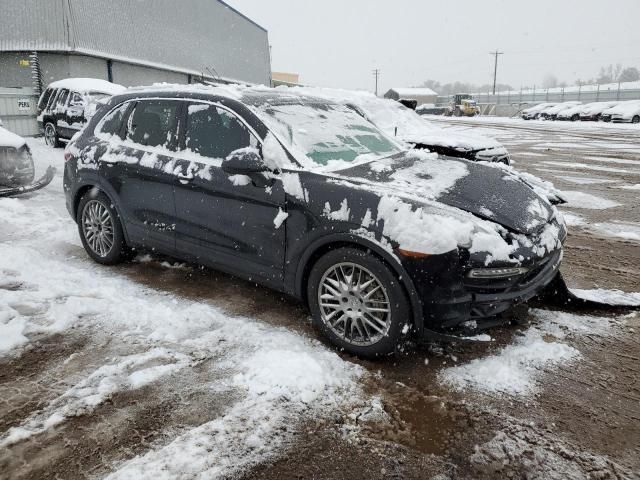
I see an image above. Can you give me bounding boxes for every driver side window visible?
[184,103,259,160]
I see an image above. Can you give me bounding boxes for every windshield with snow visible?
[257,102,401,166]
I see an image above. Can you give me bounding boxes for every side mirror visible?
[222,149,269,175]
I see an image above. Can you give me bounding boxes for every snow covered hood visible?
[0,126,27,149]
[333,151,553,235]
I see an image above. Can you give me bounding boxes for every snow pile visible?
[470,423,631,479]
[561,190,621,209]
[590,222,640,242]
[376,195,474,256]
[441,309,619,395]
[0,125,27,149]
[570,288,640,307]
[442,329,578,395]
[0,312,28,354]
[0,139,366,479]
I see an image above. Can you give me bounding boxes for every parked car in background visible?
[0,120,55,197]
[538,101,582,120]
[521,103,558,120]
[64,85,566,357]
[37,78,126,147]
[416,103,447,116]
[285,86,511,164]
[579,101,621,121]
[607,100,640,123]
[556,103,586,121]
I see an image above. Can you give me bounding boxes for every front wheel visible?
[632,115,640,124]
[77,190,130,265]
[44,122,62,148]
[307,248,410,358]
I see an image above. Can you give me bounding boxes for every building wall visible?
[1,0,271,85]
[68,55,109,80]
[39,53,72,85]
[110,61,188,87]
[0,52,33,88]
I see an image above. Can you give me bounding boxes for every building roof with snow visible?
[385,87,439,98]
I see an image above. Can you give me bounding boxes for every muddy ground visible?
[1,120,639,479]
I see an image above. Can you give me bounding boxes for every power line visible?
[489,50,504,94]
[372,68,381,96]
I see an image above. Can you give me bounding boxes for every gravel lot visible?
[1,118,638,479]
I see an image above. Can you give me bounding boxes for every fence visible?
[0,87,39,136]
[435,81,640,116]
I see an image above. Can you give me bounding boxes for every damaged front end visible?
[0,145,54,197]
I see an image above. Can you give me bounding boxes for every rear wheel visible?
[77,191,129,265]
[307,248,410,358]
[632,115,640,124]
[44,122,62,148]
[571,114,579,121]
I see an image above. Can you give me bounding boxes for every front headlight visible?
[467,266,529,279]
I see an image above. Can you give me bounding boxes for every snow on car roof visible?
[0,125,26,149]
[607,100,640,115]
[47,78,126,95]
[387,87,438,97]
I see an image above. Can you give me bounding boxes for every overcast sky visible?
[226,0,640,93]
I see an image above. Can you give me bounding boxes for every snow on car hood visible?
[334,150,553,236]
[0,126,27,149]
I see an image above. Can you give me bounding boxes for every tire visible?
[307,247,410,358]
[44,122,62,148]
[632,115,640,124]
[453,108,462,117]
[571,114,579,121]
[77,190,130,265]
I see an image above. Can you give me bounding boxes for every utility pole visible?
[372,68,381,96]
[489,50,504,95]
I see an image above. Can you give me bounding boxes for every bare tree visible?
[618,67,640,83]
[542,74,558,88]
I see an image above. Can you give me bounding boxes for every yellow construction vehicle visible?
[444,94,480,117]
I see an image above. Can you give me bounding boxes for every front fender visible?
[291,229,426,334]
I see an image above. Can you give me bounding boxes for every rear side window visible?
[126,100,179,149]
[184,103,258,159]
[45,89,59,111]
[37,88,54,113]
[56,89,69,108]
[96,102,131,137]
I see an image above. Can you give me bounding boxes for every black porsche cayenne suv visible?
[63,85,566,357]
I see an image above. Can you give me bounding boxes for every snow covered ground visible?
[1,135,638,478]
[0,140,366,478]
